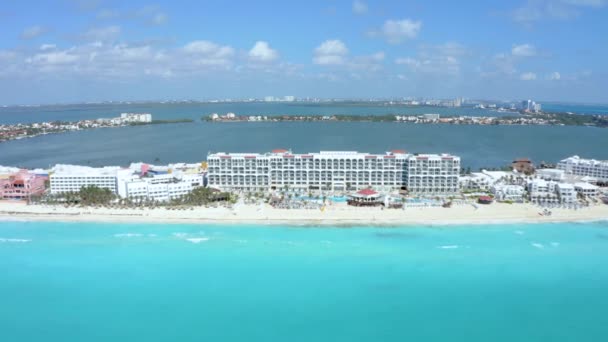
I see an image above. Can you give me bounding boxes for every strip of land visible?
[1,201,607,226]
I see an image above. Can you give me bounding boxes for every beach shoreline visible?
[1,201,607,227]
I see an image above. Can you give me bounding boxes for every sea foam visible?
[186,237,210,244]
[0,238,31,243]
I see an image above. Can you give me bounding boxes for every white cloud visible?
[511,43,537,57]
[520,72,537,80]
[151,13,169,25]
[26,50,80,66]
[374,19,422,44]
[395,42,465,75]
[20,26,48,40]
[96,9,119,19]
[248,41,279,63]
[40,44,57,51]
[561,0,605,7]
[511,0,605,24]
[350,51,385,71]
[352,0,368,14]
[80,26,121,41]
[548,71,561,80]
[313,40,349,65]
[137,6,169,25]
[183,40,235,67]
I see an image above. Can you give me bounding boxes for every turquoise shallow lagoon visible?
[1,221,608,341]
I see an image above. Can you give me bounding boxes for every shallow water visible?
[1,220,608,341]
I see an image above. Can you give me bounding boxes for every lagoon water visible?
[2,220,608,341]
[1,103,608,170]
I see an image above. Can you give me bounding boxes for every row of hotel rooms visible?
[1,152,607,203]
[206,150,460,193]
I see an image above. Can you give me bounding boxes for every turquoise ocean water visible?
[2,220,608,341]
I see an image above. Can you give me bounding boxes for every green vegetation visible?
[78,185,116,205]
[169,187,236,206]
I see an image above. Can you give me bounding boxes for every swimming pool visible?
[296,196,348,203]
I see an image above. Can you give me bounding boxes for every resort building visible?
[512,158,535,174]
[49,163,204,202]
[119,113,152,123]
[116,171,204,202]
[557,156,608,183]
[536,168,565,182]
[206,150,460,194]
[574,182,599,198]
[556,183,577,204]
[50,165,121,194]
[0,170,48,200]
[527,179,559,204]
[459,170,512,191]
[491,184,525,202]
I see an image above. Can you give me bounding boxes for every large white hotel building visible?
[557,155,608,183]
[49,164,204,202]
[207,150,460,194]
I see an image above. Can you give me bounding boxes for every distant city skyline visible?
[0,0,607,104]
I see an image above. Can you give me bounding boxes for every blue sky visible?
[0,0,606,104]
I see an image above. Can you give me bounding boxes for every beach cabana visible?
[347,188,383,207]
[478,196,493,205]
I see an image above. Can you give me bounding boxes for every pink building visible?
[0,170,48,200]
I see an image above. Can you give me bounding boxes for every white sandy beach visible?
[1,200,607,226]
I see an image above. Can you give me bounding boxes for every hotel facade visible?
[557,156,608,183]
[206,150,460,194]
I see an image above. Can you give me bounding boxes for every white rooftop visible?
[574,182,599,190]
[51,164,122,176]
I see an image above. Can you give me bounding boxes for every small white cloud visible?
[520,72,537,80]
[151,12,168,25]
[80,26,121,41]
[548,71,561,80]
[561,0,605,8]
[20,26,48,40]
[369,51,385,62]
[97,9,119,19]
[313,40,349,65]
[395,57,421,68]
[137,6,169,26]
[248,41,279,63]
[376,19,422,44]
[512,43,537,57]
[183,40,235,67]
[352,0,368,14]
[183,40,234,58]
[26,50,80,66]
[511,0,605,24]
[39,44,56,51]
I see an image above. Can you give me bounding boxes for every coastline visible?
[1,201,607,227]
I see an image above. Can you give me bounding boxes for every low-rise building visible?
[50,165,121,194]
[120,113,152,123]
[557,156,608,183]
[491,184,525,202]
[527,179,560,204]
[574,182,599,198]
[556,183,577,204]
[536,168,565,182]
[512,158,535,174]
[0,170,48,200]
